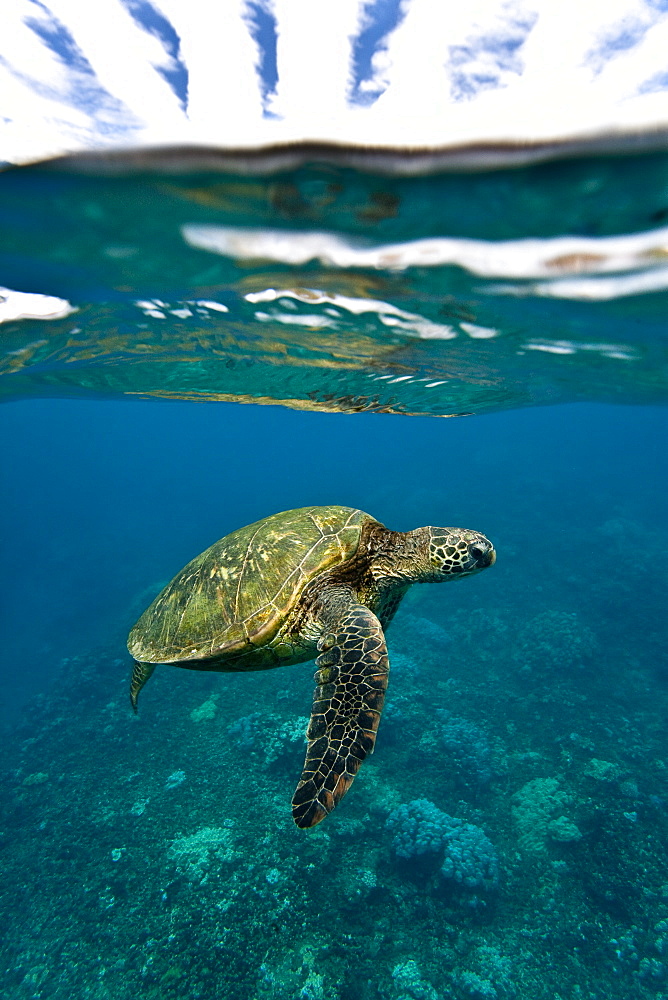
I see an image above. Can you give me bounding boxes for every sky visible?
[1,0,668,164]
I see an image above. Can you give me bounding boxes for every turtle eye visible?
[470,545,485,561]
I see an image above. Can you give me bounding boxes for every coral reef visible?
[168,824,237,879]
[226,710,262,749]
[386,798,454,858]
[440,821,499,891]
[190,696,218,722]
[454,945,516,999]
[387,798,499,892]
[440,712,493,789]
[511,777,580,852]
[391,959,439,1000]
[514,610,596,673]
[164,768,186,790]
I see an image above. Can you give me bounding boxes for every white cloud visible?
[155,0,264,140]
[1,0,667,163]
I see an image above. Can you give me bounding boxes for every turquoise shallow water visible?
[1,150,668,414]
[0,151,667,999]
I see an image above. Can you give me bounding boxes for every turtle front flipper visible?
[292,601,389,828]
[130,660,155,712]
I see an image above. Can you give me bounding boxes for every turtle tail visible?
[129,661,155,713]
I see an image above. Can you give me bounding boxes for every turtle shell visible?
[128,505,374,666]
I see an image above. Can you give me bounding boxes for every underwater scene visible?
[1,151,668,1000]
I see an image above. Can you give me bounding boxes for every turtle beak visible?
[469,540,496,569]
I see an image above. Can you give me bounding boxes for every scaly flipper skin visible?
[130,661,155,712]
[292,601,389,828]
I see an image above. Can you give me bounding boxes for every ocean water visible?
[1,152,667,1000]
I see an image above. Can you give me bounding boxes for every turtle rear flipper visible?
[130,661,155,712]
[292,602,389,828]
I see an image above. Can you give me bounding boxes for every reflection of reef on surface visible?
[1,154,668,414]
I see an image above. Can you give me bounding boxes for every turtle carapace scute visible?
[127,505,495,828]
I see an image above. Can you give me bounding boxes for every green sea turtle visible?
[127,505,495,828]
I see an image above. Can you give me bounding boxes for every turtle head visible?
[410,526,496,582]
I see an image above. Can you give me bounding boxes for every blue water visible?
[1,395,667,999]
[1,152,668,999]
